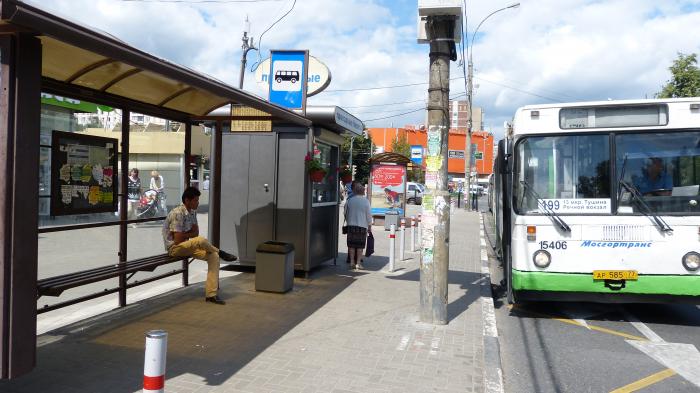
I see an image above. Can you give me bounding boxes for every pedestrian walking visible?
[162,186,238,305]
[127,168,141,224]
[344,182,372,270]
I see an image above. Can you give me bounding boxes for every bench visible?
[37,254,193,312]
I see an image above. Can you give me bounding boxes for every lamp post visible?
[465,2,519,209]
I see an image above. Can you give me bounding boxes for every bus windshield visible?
[616,130,700,214]
[515,134,611,214]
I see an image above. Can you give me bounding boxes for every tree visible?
[391,131,411,158]
[657,53,700,98]
[341,133,373,185]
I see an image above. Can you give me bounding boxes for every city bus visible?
[493,98,700,304]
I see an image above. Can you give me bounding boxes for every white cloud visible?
[30,0,700,138]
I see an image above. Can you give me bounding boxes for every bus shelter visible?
[0,0,311,378]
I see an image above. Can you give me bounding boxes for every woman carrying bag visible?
[344,182,372,270]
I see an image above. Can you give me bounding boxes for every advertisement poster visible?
[50,131,118,216]
[370,164,406,215]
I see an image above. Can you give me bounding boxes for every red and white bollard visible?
[417,214,422,249]
[399,218,406,261]
[143,330,168,393]
[410,215,416,252]
[388,224,396,272]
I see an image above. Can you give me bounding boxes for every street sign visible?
[268,50,309,112]
[255,55,331,97]
[448,150,465,159]
[411,145,423,164]
[474,151,483,160]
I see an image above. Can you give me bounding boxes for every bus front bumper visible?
[513,270,700,298]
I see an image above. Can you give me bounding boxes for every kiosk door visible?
[220,133,276,264]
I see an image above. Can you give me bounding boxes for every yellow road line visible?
[511,305,647,341]
[609,368,677,393]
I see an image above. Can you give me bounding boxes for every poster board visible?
[50,131,118,216]
[370,163,407,216]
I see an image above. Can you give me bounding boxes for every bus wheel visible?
[505,245,516,304]
[291,78,297,83]
[276,78,282,83]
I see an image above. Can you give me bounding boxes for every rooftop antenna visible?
[239,15,258,89]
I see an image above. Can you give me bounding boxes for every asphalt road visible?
[481,198,700,393]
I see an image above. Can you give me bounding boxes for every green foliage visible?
[305,153,325,173]
[657,53,700,98]
[391,132,411,158]
[341,133,373,184]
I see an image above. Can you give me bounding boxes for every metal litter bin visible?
[384,209,400,231]
[255,241,295,293]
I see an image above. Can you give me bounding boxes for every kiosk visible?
[215,106,363,272]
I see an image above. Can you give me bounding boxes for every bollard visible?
[143,330,168,393]
[410,215,416,252]
[399,218,406,261]
[388,224,396,272]
[417,214,422,250]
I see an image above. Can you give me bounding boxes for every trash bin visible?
[384,209,400,231]
[255,241,295,293]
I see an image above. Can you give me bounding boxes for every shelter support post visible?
[118,109,130,307]
[0,33,41,379]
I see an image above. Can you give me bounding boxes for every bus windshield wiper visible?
[520,180,571,232]
[618,179,673,233]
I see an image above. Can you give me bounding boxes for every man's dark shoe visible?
[205,296,226,305]
[218,250,238,262]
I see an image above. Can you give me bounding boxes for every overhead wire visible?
[250,0,297,72]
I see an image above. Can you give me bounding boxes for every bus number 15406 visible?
[539,241,568,250]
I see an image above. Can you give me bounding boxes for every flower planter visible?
[341,174,352,183]
[309,170,326,182]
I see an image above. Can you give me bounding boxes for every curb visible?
[479,213,505,393]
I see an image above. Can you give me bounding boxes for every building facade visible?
[366,126,494,184]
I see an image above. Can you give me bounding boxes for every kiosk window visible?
[311,142,338,204]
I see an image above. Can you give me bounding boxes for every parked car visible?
[407,182,424,205]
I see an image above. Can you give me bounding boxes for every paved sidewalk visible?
[1,209,485,393]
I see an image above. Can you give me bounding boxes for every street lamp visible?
[465,2,519,209]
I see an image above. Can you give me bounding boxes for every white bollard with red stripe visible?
[143,330,168,393]
[399,218,406,261]
[417,214,422,249]
[410,215,416,252]
[388,224,396,272]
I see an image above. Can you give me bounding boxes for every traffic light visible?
[352,165,357,176]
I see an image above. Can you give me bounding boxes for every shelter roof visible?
[0,0,311,125]
[369,152,411,165]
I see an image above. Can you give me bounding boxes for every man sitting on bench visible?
[163,186,237,305]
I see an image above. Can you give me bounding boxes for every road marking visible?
[396,334,410,351]
[622,310,664,343]
[511,305,647,341]
[609,368,676,393]
[627,341,700,388]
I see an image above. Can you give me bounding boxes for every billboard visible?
[369,164,406,216]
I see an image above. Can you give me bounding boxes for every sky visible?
[30,0,700,139]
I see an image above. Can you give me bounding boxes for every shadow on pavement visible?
[1,263,357,392]
[387,268,483,322]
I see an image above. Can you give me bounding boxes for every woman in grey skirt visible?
[344,182,372,270]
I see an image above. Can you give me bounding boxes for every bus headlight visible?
[682,252,700,271]
[533,250,551,268]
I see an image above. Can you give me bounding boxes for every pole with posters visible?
[417,6,461,324]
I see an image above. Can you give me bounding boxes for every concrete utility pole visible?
[419,15,458,325]
[238,16,257,89]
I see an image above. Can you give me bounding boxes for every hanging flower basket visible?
[341,174,352,183]
[309,169,327,182]
[338,165,352,183]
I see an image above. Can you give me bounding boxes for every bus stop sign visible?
[268,50,309,113]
